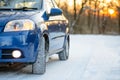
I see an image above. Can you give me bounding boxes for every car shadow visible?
[0,63,26,72]
[0,55,61,75]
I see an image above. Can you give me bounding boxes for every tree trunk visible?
[71,0,88,28]
[91,11,96,33]
[74,0,77,20]
[97,10,100,34]
[87,0,91,28]
[119,12,120,34]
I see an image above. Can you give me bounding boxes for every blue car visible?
[0,0,69,74]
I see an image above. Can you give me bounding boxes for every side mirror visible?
[48,8,62,16]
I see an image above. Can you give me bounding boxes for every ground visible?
[0,34,120,80]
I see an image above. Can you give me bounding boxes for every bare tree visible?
[56,0,119,34]
[70,0,88,33]
[74,0,77,20]
[116,0,120,34]
[97,1,101,34]
[91,0,98,33]
[87,0,92,28]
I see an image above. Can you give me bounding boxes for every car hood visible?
[0,11,38,32]
[0,11,37,20]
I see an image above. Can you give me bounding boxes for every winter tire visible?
[59,39,69,60]
[32,37,46,74]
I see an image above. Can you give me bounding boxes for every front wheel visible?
[32,37,46,74]
[59,40,69,60]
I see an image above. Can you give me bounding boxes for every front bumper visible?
[0,31,39,63]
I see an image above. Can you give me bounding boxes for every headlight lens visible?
[4,19,35,32]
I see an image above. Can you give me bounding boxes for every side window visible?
[51,0,58,8]
[47,0,54,8]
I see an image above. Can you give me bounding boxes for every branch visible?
[71,0,88,28]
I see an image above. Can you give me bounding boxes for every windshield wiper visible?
[0,8,13,11]
[15,7,38,11]
[0,7,38,11]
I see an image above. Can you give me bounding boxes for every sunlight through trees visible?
[55,0,120,34]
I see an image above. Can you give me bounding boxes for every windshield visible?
[0,0,42,10]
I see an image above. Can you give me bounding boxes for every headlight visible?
[4,19,35,32]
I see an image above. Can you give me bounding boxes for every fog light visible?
[12,50,22,58]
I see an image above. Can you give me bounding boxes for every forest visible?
[55,0,120,34]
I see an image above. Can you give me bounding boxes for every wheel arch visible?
[43,32,49,52]
[63,34,70,48]
[67,34,70,47]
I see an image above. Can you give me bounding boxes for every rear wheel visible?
[59,40,69,60]
[32,37,46,74]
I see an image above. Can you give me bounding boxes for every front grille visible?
[1,49,24,59]
[1,49,13,59]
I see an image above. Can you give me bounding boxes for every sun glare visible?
[68,0,73,7]
[55,0,118,17]
[106,0,112,3]
[109,9,115,15]
[67,0,82,6]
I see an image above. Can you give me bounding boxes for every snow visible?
[0,34,120,80]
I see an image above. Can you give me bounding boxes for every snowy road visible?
[0,35,120,80]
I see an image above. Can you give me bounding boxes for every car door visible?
[52,0,68,46]
[46,0,67,53]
